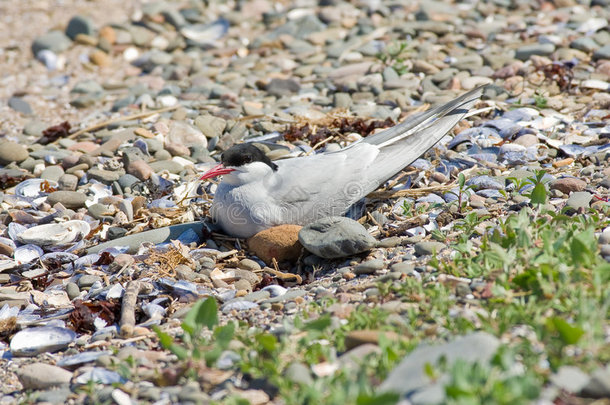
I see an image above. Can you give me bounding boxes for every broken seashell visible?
[15,220,90,248]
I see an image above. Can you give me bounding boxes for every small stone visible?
[58,174,79,191]
[599,231,610,245]
[127,160,154,181]
[333,92,352,108]
[550,366,590,393]
[550,178,586,194]
[8,96,33,114]
[0,141,29,164]
[66,15,95,40]
[390,261,415,274]
[380,332,500,399]
[78,275,101,288]
[90,50,111,67]
[284,362,313,385]
[107,227,127,240]
[234,279,252,292]
[47,191,87,209]
[32,31,72,54]
[570,37,600,53]
[414,241,446,256]
[515,43,555,61]
[88,168,121,183]
[16,363,72,389]
[566,192,592,210]
[238,258,261,271]
[99,26,116,44]
[581,365,610,398]
[194,115,226,138]
[166,120,207,148]
[247,225,303,264]
[354,259,385,275]
[299,217,376,259]
[593,45,610,61]
[66,282,80,300]
[266,78,300,96]
[175,264,198,282]
[344,330,401,350]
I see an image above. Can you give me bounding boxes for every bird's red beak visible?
[200,163,235,180]
[199,163,235,180]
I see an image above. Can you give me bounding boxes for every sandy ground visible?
[0,0,142,136]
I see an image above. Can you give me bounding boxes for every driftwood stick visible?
[119,280,141,337]
[65,105,181,141]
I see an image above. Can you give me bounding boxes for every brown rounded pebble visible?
[127,160,154,181]
[552,158,574,168]
[99,25,116,44]
[550,178,586,194]
[344,330,402,350]
[90,49,111,67]
[247,224,303,265]
[134,127,154,138]
[164,142,191,157]
[131,195,147,214]
[75,33,97,46]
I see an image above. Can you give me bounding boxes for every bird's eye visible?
[243,155,252,164]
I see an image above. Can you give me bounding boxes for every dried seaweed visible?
[283,117,395,146]
[69,299,121,333]
[39,121,72,144]
[0,171,32,190]
[143,245,193,279]
[535,61,575,92]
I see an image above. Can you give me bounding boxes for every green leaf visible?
[356,392,399,405]
[214,323,236,349]
[424,362,437,379]
[204,345,223,366]
[182,297,218,336]
[255,333,278,353]
[547,317,584,345]
[169,343,189,360]
[153,325,174,349]
[458,173,466,188]
[529,182,547,205]
[303,314,331,332]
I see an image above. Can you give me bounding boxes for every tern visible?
[201,86,486,238]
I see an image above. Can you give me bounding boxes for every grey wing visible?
[266,144,380,224]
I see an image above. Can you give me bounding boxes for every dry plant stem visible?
[265,264,303,284]
[64,105,181,141]
[368,183,456,199]
[120,280,141,338]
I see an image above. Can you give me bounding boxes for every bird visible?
[200,86,486,238]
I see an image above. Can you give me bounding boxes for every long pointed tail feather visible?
[362,85,487,149]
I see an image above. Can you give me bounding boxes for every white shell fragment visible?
[14,244,44,264]
[15,220,90,248]
[15,179,58,198]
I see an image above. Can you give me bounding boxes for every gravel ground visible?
[0,0,609,404]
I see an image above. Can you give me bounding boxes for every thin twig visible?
[63,105,181,141]
[367,183,456,199]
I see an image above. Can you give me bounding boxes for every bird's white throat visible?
[221,161,274,186]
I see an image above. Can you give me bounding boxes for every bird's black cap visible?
[221,143,278,171]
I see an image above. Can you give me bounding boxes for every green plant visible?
[448,173,475,213]
[153,297,235,369]
[377,41,412,75]
[534,93,548,109]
